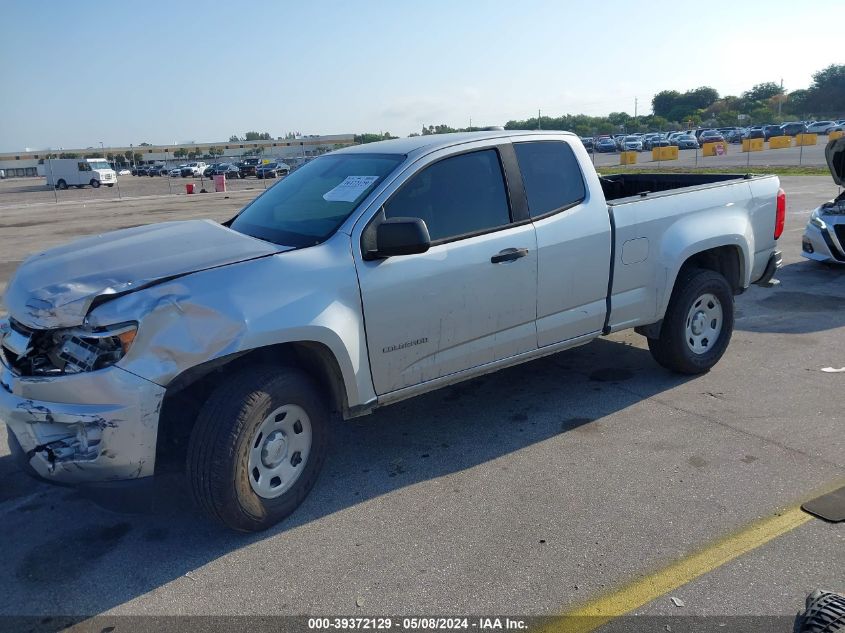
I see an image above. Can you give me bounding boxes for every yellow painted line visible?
[544,505,813,633]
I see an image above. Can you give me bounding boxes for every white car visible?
[802,137,845,264]
[805,121,837,135]
[169,165,187,177]
[117,168,131,176]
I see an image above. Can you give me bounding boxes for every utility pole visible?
[538,109,541,130]
[634,97,638,119]
[778,78,784,118]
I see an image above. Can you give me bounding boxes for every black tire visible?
[187,365,329,532]
[107,183,114,187]
[56,179,67,190]
[647,268,734,374]
[90,179,100,188]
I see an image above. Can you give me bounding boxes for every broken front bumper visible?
[0,355,165,484]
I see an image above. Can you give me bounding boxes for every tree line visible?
[352,63,845,142]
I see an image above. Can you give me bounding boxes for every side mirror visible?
[368,217,431,259]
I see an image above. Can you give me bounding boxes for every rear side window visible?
[513,141,585,218]
[384,149,511,242]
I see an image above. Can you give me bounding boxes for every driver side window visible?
[383,149,512,243]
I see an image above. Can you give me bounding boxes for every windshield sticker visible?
[322,176,379,202]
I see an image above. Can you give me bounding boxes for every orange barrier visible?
[652,146,679,161]
[829,130,844,141]
[702,141,728,157]
[769,136,792,149]
[741,138,764,152]
[795,133,818,146]
[620,151,638,165]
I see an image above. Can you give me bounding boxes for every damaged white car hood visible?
[4,219,287,329]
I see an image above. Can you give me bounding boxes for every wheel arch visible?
[155,341,355,473]
[659,240,748,320]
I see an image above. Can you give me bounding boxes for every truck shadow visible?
[735,259,845,334]
[1,336,695,625]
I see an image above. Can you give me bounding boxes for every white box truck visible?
[44,158,117,189]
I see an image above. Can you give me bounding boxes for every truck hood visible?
[826,136,845,187]
[3,219,287,329]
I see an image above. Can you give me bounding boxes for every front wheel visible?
[647,268,734,374]
[90,179,100,188]
[187,365,329,532]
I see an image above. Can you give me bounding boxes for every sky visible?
[0,0,841,152]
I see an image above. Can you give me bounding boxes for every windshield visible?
[230,152,404,247]
[88,161,110,170]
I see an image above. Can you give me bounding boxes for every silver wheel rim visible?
[247,404,312,499]
[685,293,723,354]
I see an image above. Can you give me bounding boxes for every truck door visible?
[355,146,538,395]
[76,161,91,186]
[512,139,612,346]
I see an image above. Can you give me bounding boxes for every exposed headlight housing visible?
[1,319,137,376]
[56,323,137,373]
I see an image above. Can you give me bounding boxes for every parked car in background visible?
[148,164,167,176]
[698,130,726,144]
[238,157,262,178]
[806,121,837,135]
[256,161,291,179]
[595,137,617,153]
[117,167,131,176]
[744,128,765,140]
[209,163,242,179]
[762,125,783,140]
[676,135,699,149]
[580,137,594,152]
[203,164,220,177]
[780,122,807,136]
[169,165,186,177]
[621,135,643,152]
[180,162,207,177]
[642,133,661,150]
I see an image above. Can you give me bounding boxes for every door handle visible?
[490,247,529,264]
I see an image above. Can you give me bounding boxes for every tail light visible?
[774,188,786,240]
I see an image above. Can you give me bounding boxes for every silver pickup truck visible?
[0,131,784,531]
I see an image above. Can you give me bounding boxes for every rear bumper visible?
[753,250,782,287]
[0,356,165,485]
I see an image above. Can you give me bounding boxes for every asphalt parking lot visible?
[0,176,842,628]
[0,172,277,208]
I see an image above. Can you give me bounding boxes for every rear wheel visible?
[56,179,67,190]
[187,365,329,532]
[647,268,734,374]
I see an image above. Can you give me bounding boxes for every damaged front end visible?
[1,315,164,483]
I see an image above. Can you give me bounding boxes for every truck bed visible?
[600,173,753,203]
